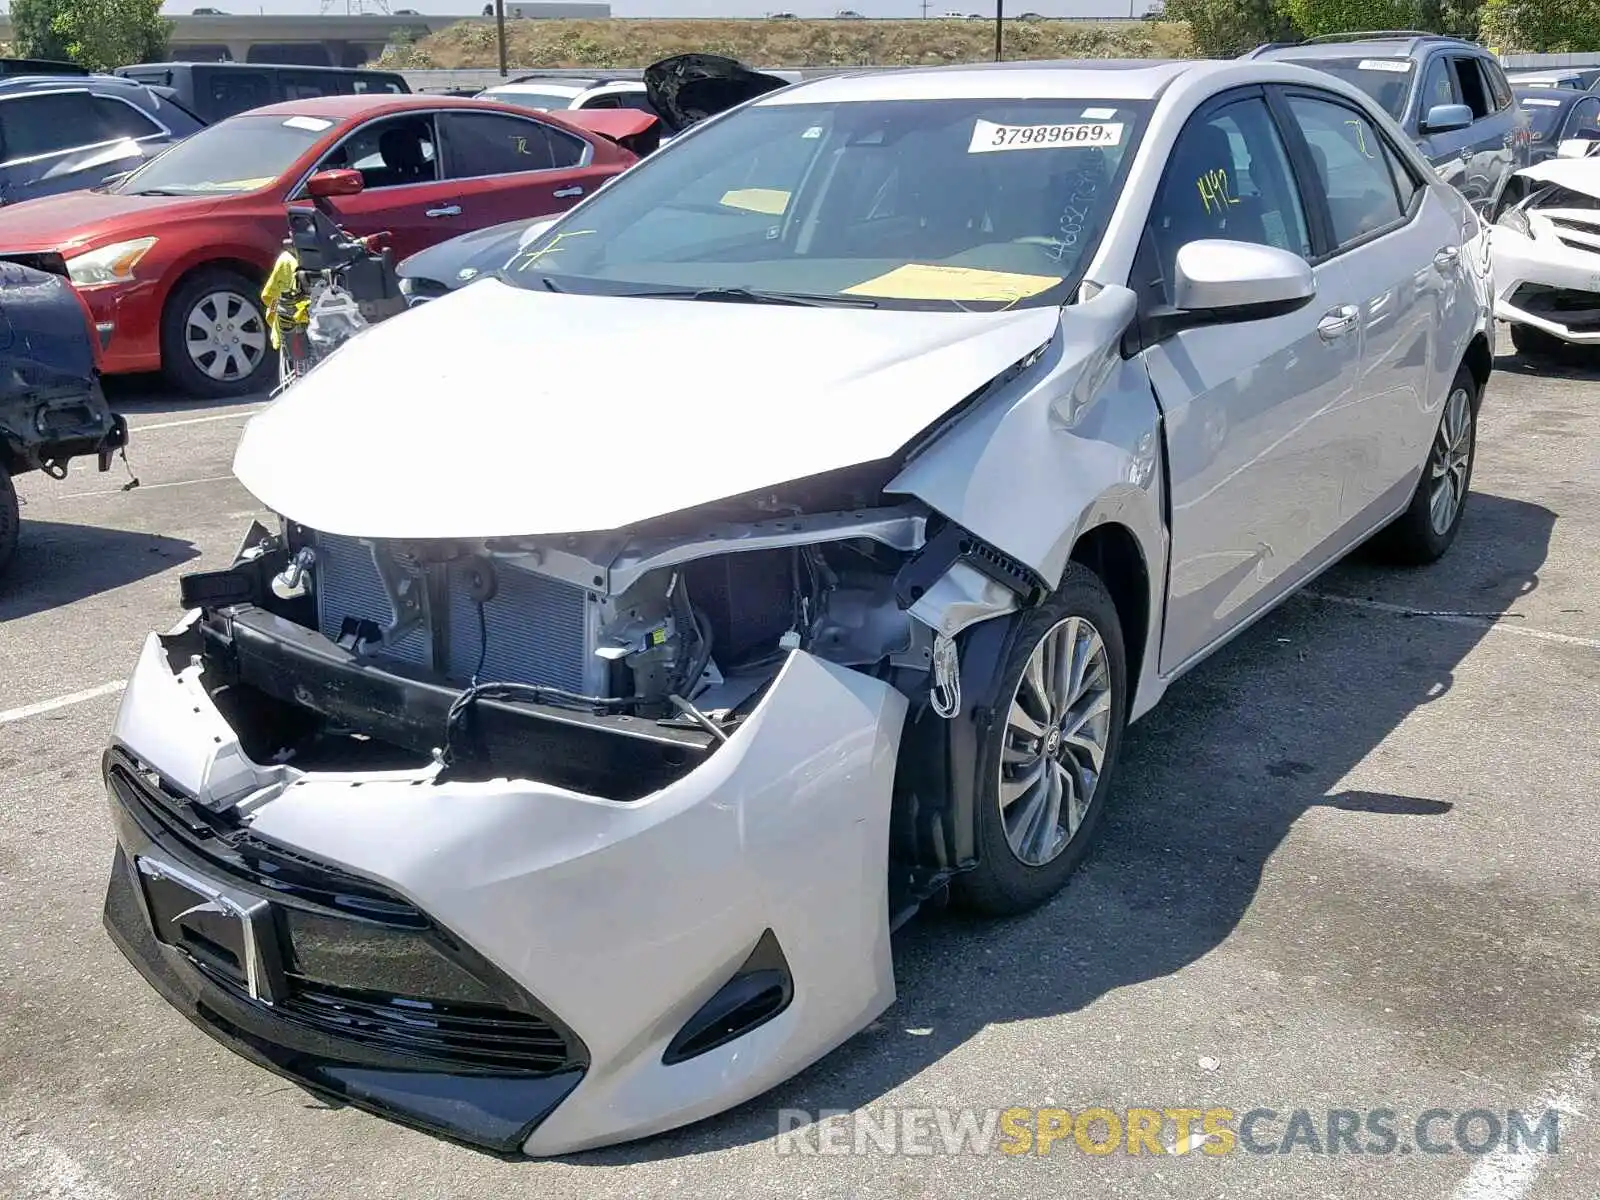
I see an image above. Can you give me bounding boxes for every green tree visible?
[11,0,169,71]
[1164,0,1298,57]
[1282,0,1420,39]
[1481,0,1600,50]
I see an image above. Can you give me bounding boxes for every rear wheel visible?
[954,564,1128,916]
[0,464,17,581]
[1371,365,1478,565]
[160,268,273,398]
[1509,322,1569,361]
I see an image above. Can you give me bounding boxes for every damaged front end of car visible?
[1492,160,1600,343]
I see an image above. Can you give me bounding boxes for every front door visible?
[1136,90,1362,673]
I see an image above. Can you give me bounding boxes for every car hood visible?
[0,188,224,253]
[642,53,792,135]
[1513,158,1600,192]
[233,277,1061,539]
[396,216,543,287]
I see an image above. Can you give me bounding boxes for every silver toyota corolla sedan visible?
[101,57,1494,1156]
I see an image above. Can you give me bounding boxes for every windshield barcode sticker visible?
[1357,59,1411,72]
[969,119,1124,153]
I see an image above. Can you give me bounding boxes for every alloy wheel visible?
[185,290,267,383]
[998,615,1115,868]
[1428,385,1473,536]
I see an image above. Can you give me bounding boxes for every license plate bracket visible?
[136,855,285,1004]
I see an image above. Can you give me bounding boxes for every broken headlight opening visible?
[175,477,1040,799]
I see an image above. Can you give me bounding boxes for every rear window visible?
[1294,57,1415,120]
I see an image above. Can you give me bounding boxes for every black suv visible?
[0,75,204,206]
[114,62,408,124]
[1247,32,1530,218]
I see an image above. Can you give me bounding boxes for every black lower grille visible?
[280,981,572,1073]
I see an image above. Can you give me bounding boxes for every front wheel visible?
[954,564,1129,917]
[0,463,16,580]
[1509,322,1569,361]
[160,268,274,398]
[1371,365,1479,565]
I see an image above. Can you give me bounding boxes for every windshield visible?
[1296,57,1415,120]
[480,87,576,111]
[504,97,1149,310]
[112,113,338,195]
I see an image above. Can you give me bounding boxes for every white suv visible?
[475,75,659,118]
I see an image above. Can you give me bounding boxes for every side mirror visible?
[1169,239,1315,320]
[515,218,559,249]
[306,168,364,198]
[1421,103,1474,134]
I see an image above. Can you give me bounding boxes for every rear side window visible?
[580,94,621,109]
[279,72,340,101]
[352,76,406,95]
[0,91,154,161]
[1286,94,1407,248]
[618,93,660,116]
[1564,97,1600,142]
[1484,60,1514,111]
[439,110,586,176]
[207,70,274,118]
[1146,95,1312,304]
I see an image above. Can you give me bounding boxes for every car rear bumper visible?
[1490,224,1600,344]
[104,621,903,1155]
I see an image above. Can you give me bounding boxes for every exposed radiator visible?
[311,533,592,693]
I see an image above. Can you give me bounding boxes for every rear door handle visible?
[1317,305,1360,341]
[425,204,461,218]
[1434,245,1460,269]
[553,186,583,198]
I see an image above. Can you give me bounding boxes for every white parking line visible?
[0,680,126,725]
[59,473,236,499]
[129,405,265,433]
[1304,592,1600,650]
[1451,1035,1597,1200]
[0,1138,124,1200]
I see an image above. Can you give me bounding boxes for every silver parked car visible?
[102,57,1492,1156]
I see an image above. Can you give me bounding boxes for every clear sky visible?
[150,1,1146,18]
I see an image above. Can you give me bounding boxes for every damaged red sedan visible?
[0,95,639,397]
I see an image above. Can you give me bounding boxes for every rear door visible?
[1135,88,1362,672]
[1457,54,1520,213]
[435,109,611,225]
[1415,52,1476,203]
[0,90,163,203]
[1276,87,1439,531]
[297,112,462,260]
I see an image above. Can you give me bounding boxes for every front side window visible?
[1287,94,1406,248]
[1451,57,1493,121]
[320,114,438,189]
[439,110,577,176]
[1145,95,1311,305]
[507,96,1151,311]
[114,112,337,194]
[1420,57,1459,113]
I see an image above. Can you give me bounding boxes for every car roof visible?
[0,72,156,94]
[129,60,401,76]
[486,80,587,96]
[239,93,499,120]
[755,58,1297,105]
[1251,36,1476,62]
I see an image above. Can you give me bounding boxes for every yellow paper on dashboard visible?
[843,263,1061,303]
[719,187,792,215]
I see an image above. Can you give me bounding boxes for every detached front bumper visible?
[1490,223,1600,344]
[103,627,904,1155]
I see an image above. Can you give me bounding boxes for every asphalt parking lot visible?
[1,348,1596,1200]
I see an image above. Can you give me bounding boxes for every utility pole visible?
[495,0,508,76]
[994,0,1003,61]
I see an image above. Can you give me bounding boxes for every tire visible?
[1370,365,1479,566]
[1509,322,1568,361]
[0,463,17,581]
[160,267,274,398]
[953,563,1129,917]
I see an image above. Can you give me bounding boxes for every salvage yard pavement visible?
[1,353,1596,1199]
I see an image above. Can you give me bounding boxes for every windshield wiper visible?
[124,188,183,196]
[629,285,879,309]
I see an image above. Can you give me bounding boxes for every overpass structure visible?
[0,9,609,69]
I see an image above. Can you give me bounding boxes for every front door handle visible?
[553,186,583,199]
[1434,245,1461,269]
[1317,305,1360,341]
[1459,146,1473,162]
[425,204,461,218]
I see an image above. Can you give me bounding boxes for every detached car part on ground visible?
[398,55,790,304]
[0,259,128,579]
[1490,152,1600,356]
[102,59,1494,1156]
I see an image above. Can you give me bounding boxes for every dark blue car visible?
[1515,86,1600,165]
[0,75,204,207]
